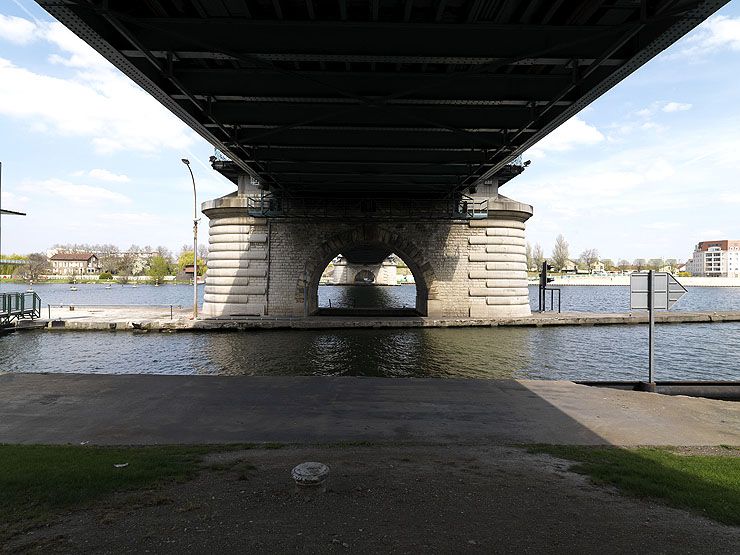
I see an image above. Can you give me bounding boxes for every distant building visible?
[50,252,101,276]
[686,240,740,277]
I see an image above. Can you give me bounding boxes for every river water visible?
[2,282,740,381]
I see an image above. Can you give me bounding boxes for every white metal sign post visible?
[630,271,687,385]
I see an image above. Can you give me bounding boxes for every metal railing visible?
[1,291,42,325]
[541,287,561,313]
[243,194,489,220]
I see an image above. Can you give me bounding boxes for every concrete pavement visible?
[0,374,737,446]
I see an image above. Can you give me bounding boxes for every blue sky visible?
[1,1,739,263]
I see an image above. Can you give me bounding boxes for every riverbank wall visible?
[12,307,740,332]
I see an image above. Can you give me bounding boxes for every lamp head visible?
[181,158,190,165]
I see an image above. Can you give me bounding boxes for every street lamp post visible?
[181,159,199,319]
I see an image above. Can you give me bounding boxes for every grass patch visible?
[0,444,212,539]
[529,445,740,525]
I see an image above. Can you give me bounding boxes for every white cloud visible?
[673,15,740,58]
[525,116,604,158]
[662,102,692,113]
[0,17,195,154]
[719,192,740,204]
[0,13,36,44]
[87,169,130,183]
[18,178,131,205]
[95,212,164,226]
[1,189,30,209]
[698,229,726,238]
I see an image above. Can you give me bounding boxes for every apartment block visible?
[687,240,740,277]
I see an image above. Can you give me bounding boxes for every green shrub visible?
[99,272,113,280]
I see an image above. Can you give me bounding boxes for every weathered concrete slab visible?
[0,375,736,446]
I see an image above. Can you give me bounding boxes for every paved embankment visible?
[0,375,737,446]
[12,306,740,331]
[543,276,740,286]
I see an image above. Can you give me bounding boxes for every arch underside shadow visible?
[301,226,435,316]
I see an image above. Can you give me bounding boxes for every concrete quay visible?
[0,374,737,446]
[12,306,740,332]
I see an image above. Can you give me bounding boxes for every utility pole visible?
[181,159,199,319]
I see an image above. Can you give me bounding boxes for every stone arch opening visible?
[353,269,376,284]
[300,227,435,316]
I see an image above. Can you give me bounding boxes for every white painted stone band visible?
[209,217,266,227]
[468,236,525,245]
[206,268,267,278]
[205,285,266,295]
[209,251,267,261]
[205,277,251,286]
[209,225,259,235]
[204,293,266,304]
[208,241,251,251]
[469,253,523,262]
[469,271,527,279]
[484,228,526,238]
[469,220,525,229]
[473,279,526,288]
[206,259,252,269]
[485,262,528,271]
[484,245,527,254]
[469,287,529,297]
[486,297,529,305]
[202,302,264,317]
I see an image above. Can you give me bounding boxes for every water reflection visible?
[2,323,740,380]
[319,285,416,309]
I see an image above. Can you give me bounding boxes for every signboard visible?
[629,271,687,385]
[630,272,686,310]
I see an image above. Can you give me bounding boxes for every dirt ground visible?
[4,444,739,554]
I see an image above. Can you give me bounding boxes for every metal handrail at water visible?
[1,291,42,325]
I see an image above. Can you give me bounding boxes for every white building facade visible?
[49,253,101,276]
[687,240,740,277]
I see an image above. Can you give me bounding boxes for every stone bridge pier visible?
[201,191,533,320]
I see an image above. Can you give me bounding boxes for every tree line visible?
[0,243,209,282]
[525,234,681,273]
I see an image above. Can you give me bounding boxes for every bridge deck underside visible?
[39,0,727,198]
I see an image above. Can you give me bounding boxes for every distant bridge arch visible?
[300,224,436,316]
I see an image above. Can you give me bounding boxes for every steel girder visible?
[36,0,729,198]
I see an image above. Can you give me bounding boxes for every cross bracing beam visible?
[167,69,577,102]
[36,0,729,198]
[212,128,524,150]
[122,51,628,67]
[110,19,631,58]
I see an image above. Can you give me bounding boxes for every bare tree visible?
[633,258,646,272]
[579,248,600,272]
[551,235,569,271]
[197,243,209,262]
[601,259,615,271]
[23,253,49,280]
[618,259,631,273]
[525,242,533,270]
[648,258,664,271]
[156,246,173,264]
[532,243,545,270]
